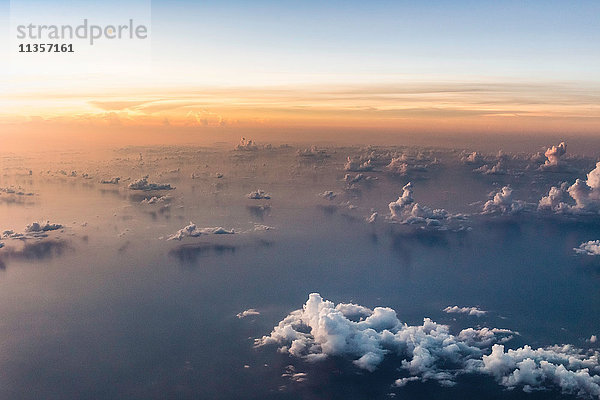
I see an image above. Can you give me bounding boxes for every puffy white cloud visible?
[247,189,271,200]
[252,224,275,232]
[474,160,507,175]
[256,294,492,377]
[539,162,600,214]
[167,222,234,240]
[2,221,64,239]
[460,152,484,165]
[574,240,600,256]
[542,141,567,168]
[140,195,170,204]
[482,186,526,215]
[25,221,63,233]
[538,182,571,213]
[128,176,174,191]
[473,152,510,175]
[386,157,430,175]
[344,157,374,172]
[297,146,329,158]
[443,306,487,317]
[257,294,600,396]
[386,158,411,175]
[457,328,515,347]
[237,309,260,318]
[235,137,258,151]
[388,183,449,226]
[481,344,600,396]
[343,173,376,184]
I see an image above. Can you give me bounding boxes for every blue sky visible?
[147,0,600,83]
[0,0,598,137]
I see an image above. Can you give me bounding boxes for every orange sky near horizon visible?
[1,79,599,152]
[2,0,599,152]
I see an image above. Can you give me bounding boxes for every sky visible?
[0,0,599,149]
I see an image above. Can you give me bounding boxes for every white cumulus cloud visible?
[482,186,526,215]
[247,189,271,200]
[167,222,234,240]
[541,141,567,169]
[388,183,449,227]
[2,221,64,239]
[256,293,600,396]
[574,240,600,256]
[539,162,600,214]
[237,309,260,318]
[344,157,374,172]
[128,176,174,191]
[443,306,487,317]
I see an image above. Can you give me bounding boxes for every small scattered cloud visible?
[100,177,120,184]
[540,141,568,170]
[128,176,174,191]
[366,211,378,224]
[343,173,376,184]
[388,183,450,227]
[574,240,600,256]
[281,365,308,383]
[247,189,271,200]
[297,146,329,159]
[318,191,338,201]
[237,309,260,319]
[2,221,64,239]
[167,222,235,241]
[482,186,527,215]
[252,224,274,232]
[344,156,374,172]
[460,151,484,165]
[0,186,34,196]
[444,305,487,317]
[473,152,510,175]
[141,195,171,205]
[474,160,508,175]
[235,137,259,151]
